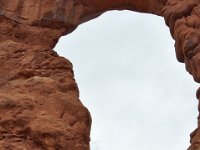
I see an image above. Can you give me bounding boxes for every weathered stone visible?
[0,0,200,150]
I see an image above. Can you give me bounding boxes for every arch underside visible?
[0,0,200,150]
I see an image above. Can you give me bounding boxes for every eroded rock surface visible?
[0,0,200,149]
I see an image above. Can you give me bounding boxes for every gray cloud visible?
[55,10,199,150]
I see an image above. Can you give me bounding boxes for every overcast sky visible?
[55,10,199,150]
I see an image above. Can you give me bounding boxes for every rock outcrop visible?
[0,0,200,149]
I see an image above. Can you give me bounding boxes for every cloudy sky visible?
[55,10,199,150]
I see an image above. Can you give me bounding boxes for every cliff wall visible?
[0,0,199,149]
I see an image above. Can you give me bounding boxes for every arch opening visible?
[55,11,198,150]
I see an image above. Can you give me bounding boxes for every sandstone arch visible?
[0,0,200,150]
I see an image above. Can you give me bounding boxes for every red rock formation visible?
[0,0,199,149]
[163,1,200,149]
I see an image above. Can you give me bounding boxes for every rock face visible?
[0,0,200,149]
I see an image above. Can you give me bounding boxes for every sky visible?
[55,10,199,150]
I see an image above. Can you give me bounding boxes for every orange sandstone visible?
[0,0,199,149]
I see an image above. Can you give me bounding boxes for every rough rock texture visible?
[0,0,200,149]
[163,1,200,149]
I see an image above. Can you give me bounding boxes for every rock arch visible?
[0,0,200,150]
